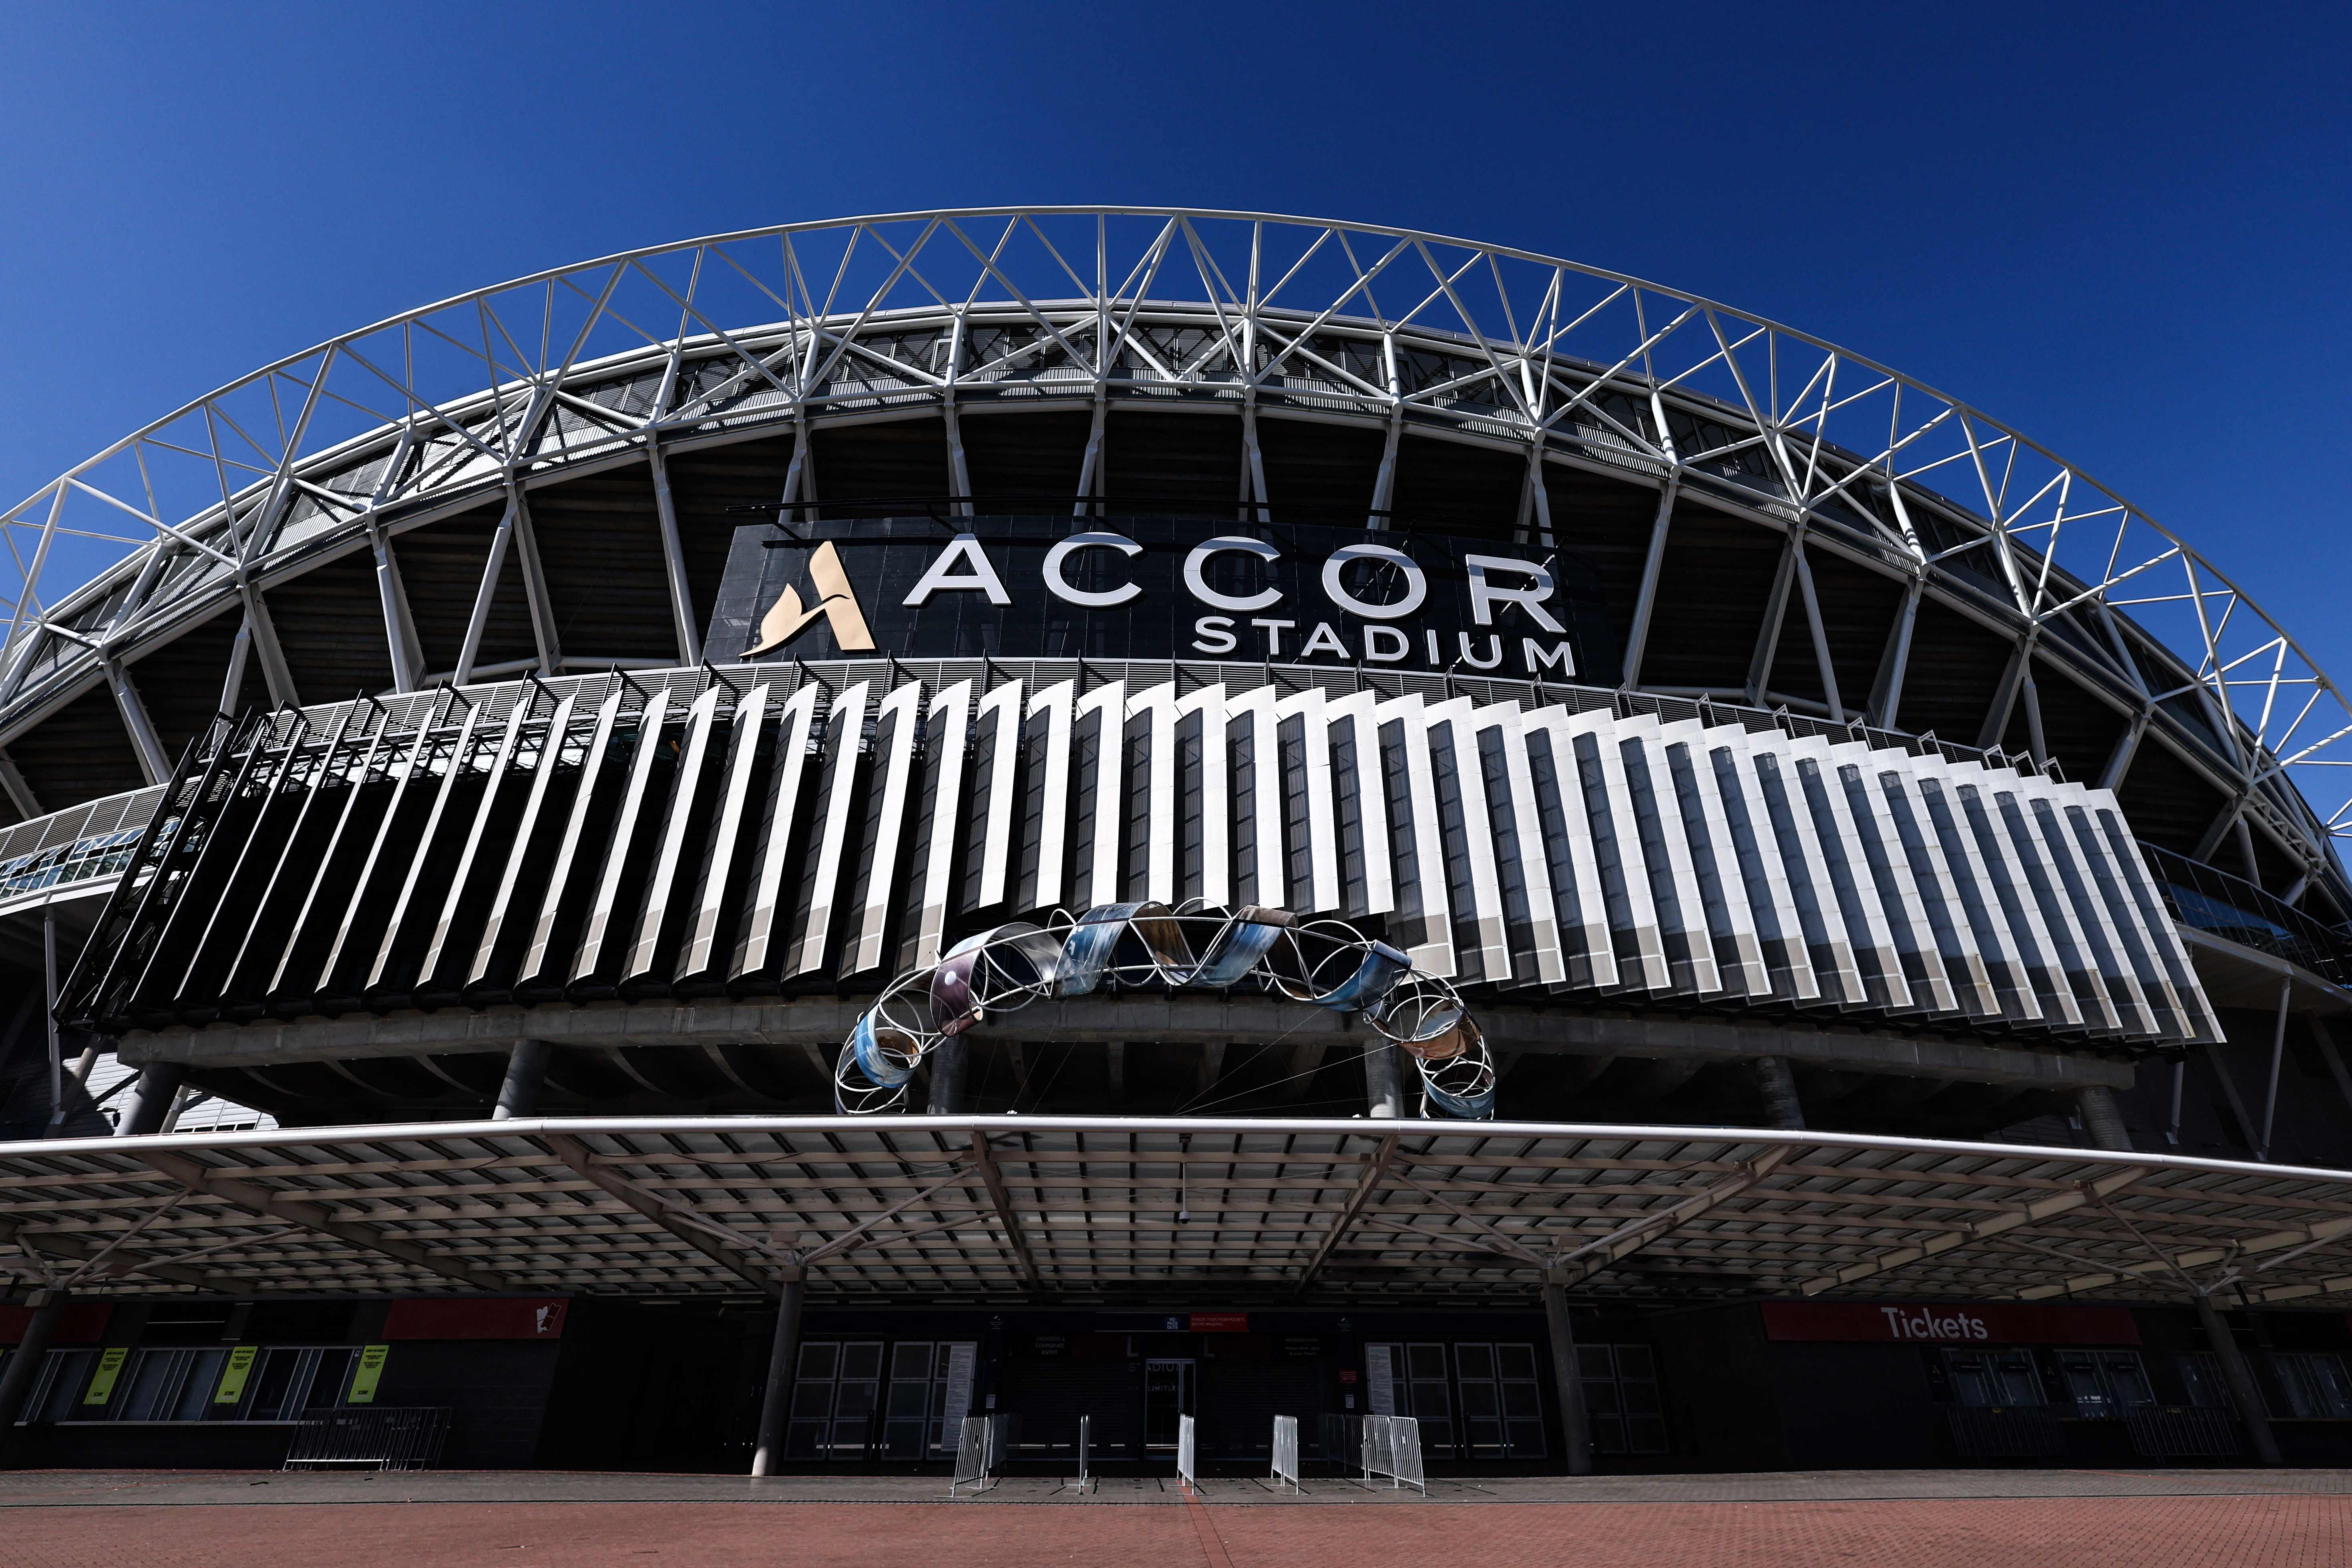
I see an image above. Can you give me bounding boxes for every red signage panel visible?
[0,1303,110,1344]
[1761,1301,2139,1345]
[383,1297,569,1341]
[1189,1313,1249,1333]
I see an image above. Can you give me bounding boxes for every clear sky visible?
[3,2,2347,675]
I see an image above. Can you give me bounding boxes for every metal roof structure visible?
[0,208,2341,901]
[5,1116,2352,1311]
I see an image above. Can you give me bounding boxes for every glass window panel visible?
[1992,1352,2044,1406]
[797,1343,838,1380]
[1406,1344,1447,1379]
[834,1381,878,1419]
[2101,1353,2155,1410]
[1576,1345,1616,1379]
[839,1342,884,1381]
[118,1350,183,1422]
[246,1349,305,1420]
[1456,1343,1496,1380]
[305,1350,353,1409]
[1496,1344,1538,1380]
[889,1343,933,1381]
[1613,1345,1655,1380]
[169,1350,227,1421]
[31,1350,94,1423]
[1459,1383,1500,1419]
[1501,1381,1541,1419]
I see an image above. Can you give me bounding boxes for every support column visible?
[115,1063,186,1136]
[2259,978,2290,1162]
[750,1272,806,1477]
[1753,1057,1805,1131]
[493,1039,549,1120]
[1540,1275,1594,1477]
[2077,1085,2133,1152]
[925,1038,967,1115]
[0,1290,69,1465]
[1363,1037,1403,1120]
[2195,1293,2282,1466]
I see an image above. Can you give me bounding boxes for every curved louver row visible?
[67,660,2215,1050]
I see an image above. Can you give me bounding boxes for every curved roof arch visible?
[0,208,2340,889]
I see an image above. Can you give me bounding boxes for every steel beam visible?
[133,1144,513,1293]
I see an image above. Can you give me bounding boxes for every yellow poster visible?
[346,1344,389,1404]
[213,1345,257,1405]
[81,1346,128,1405]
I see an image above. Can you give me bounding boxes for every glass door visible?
[1143,1358,1194,1453]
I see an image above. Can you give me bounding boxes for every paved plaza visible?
[0,1469,2345,1567]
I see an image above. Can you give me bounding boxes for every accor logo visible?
[748,541,877,655]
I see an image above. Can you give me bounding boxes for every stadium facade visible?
[3,209,2352,1476]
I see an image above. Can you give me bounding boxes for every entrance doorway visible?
[1144,1359,1195,1453]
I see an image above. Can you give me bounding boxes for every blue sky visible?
[3,1,2348,675]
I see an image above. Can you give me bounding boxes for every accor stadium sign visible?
[707,516,1618,680]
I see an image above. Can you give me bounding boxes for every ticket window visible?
[111,1347,232,1421]
[2052,1350,2155,1417]
[1944,1348,2045,1407]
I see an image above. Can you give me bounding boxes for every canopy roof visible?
[3,1116,2350,1311]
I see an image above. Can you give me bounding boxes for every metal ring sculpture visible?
[834,905,1495,1120]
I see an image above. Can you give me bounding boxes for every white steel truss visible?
[0,208,2341,886]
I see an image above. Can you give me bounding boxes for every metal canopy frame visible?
[0,209,2339,893]
[6,1116,2352,1311]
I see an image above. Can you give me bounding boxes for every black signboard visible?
[706,515,1619,683]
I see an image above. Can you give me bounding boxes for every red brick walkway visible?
[4,1494,2348,1568]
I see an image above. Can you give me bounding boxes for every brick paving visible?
[0,1471,2346,1568]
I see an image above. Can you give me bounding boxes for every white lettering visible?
[1522,638,1576,677]
[1321,543,1427,621]
[1465,554,1567,632]
[1191,615,1238,655]
[1300,622,1348,659]
[1250,618,1297,656]
[1042,531,1143,608]
[1456,632,1503,670]
[1363,626,1411,663]
[903,535,1012,607]
[1881,1307,1905,1338]
[1425,630,1442,665]
[1183,536,1283,612]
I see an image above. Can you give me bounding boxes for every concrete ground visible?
[0,1469,2345,1566]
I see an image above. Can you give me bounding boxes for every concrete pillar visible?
[1753,1057,1805,1130]
[115,1063,186,1136]
[1363,1037,1404,1119]
[493,1039,550,1120]
[925,1039,968,1115]
[2077,1085,2133,1152]
[2195,1294,2282,1466]
[1540,1276,1594,1476]
[750,1274,806,1477]
[0,1291,69,1465]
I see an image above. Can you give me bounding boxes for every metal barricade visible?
[1943,1405,2065,1459]
[1270,1414,1301,1492]
[1077,1414,1094,1493]
[2125,1406,2242,1458]
[282,1407,449,1471]
[1177,1413,1197,1489]
[951,1414,991,1494]
[1359,1414,1426,1492]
